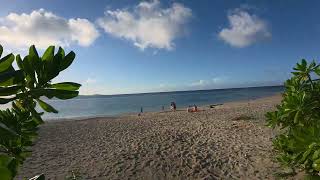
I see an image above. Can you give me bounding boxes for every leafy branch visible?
[0,45,80,180]
[266,59,320,178]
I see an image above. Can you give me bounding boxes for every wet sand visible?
[18,95,282,179]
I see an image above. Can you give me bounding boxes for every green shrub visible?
[0,45,80,180]
[266,59,320,177]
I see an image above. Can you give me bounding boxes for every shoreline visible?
[18,93,282,179]
[44,93,282,123]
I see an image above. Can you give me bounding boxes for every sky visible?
[0,0,319,95]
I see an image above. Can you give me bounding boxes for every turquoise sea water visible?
[36,85,283,120]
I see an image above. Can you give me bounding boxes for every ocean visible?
[0,86,283,120]
[36,85,283,120]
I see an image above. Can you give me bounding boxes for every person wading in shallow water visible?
[170,102,176,111]
[138,107,143,116]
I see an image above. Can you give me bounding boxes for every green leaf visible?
[29,45,39,61]
[36,99,58,113]
[28,45,40,73]
[0,69,23,86]
[57,47,65,58]
[305,174,320,180]
[315,66,320,76]
[47,49,62,80]
[60,51,75,71]
[22,55,36,87]
[50,82,81,91]
[312,150,320,160]
[0,54,14,72]
[30,108,44,125]
[12,101,25,112]
[0,97,16,104]
[0,45,3,58]
[301,59,307,69]
[309,142,318,149]
[48,89,79,100]
[54,91,78,100]
[42,46,61,81]
[42,46,54,61]
[0,155,13,167]
[0,167,12,180]
[312,159,320,171]
[309,61,316,69]
[30,89,79,100]
[15,55,23,70]
[294,110,300,124]
[299,146,312,163]
[0,123,18,138]
[0,86,21,96]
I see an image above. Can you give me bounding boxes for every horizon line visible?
[79,84,284,97]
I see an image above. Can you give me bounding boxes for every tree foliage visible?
[0,45,80,180]
[266,59,320,177]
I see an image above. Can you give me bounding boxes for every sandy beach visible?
[18,95,282,179]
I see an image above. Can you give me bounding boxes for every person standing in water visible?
[138,107,143,116]
[170,102,176,111]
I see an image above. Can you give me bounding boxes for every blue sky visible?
[0,0,319,95]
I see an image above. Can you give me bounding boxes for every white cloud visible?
[189,77,228,90]
[84,77,97,84]
[212,77,223,83]
[80,86,106,95]
[218,9,270,48]
[0,9,99,50]
[159,83,166,88]
[190,80,208,87]
[80,78,102,95]
[79,77,230,95]
[97,0,192,50]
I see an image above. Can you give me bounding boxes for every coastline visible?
[44,93,283,123]
[18,94,282,179]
